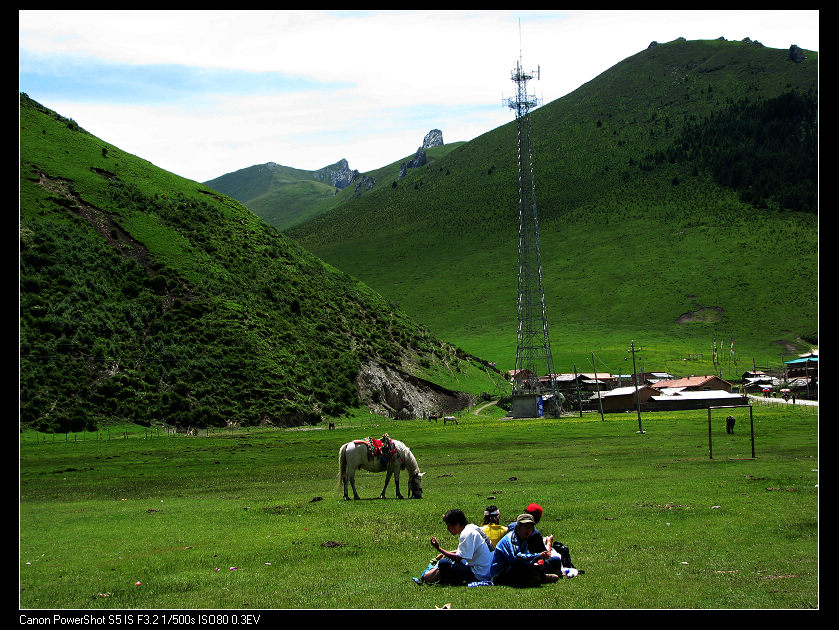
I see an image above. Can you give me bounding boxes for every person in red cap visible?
[504,502,565,571]
[526,503,543,520]
[507,504,544,540]
[491,513,557,586]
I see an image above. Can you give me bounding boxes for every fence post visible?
[707,407,713,459]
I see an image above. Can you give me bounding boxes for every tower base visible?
[511,394,542,418]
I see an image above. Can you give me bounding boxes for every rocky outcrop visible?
[356,361,472,419]
[313,158,360,189]
[398,148,427,179]
[353,175,376,196]
[398,130,443,179]
[787,44,806,63]
[422,129,444,149]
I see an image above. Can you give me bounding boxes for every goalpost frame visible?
[707,404,754,460]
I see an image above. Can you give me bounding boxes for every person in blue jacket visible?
[506,503,546,550]
[491,513,557,586]
[506,502,565,575]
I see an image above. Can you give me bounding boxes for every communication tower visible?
[506,54,559,417]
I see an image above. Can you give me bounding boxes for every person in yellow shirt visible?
[480,505,507,551]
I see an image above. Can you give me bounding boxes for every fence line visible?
[746,396,818,414]
[21,422,263,445]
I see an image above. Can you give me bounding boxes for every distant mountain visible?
[203,131,461,230]
[202,160,348,230]
[287,38,819,372]
[19,94,496,433]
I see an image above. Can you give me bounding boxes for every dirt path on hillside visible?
[473,400,499,415]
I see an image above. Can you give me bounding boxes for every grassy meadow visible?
[20,401,817,610]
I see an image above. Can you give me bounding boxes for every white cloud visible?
[19,10,819,182]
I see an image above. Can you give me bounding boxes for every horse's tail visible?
[338,443,348,484]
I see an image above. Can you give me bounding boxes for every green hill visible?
[203,160,342,230]
[204,143,465,231]
[287,38,818,377]
[19,94,498,433]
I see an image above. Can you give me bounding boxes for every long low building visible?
[650,374,733,393]
[650,389,747,411]
[598,385,657,412]
[587,386,747,413]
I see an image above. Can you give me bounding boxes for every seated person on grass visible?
[507,502,564,575]
[480,505,507,551]
[492,513,557,586]
[421,509,493,585]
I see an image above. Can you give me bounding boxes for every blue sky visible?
[19,10,819,183]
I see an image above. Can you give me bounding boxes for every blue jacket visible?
[490,529,544,579]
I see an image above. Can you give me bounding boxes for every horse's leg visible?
[343,469,352,500]
[340,447,349,500]
[394,469,404,499]
[380,469,393,499]
[348,468,361,500]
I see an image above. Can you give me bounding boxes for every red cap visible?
[526,503,543,517]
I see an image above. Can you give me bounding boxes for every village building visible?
[650,388,747,411]
[784,354,818,379]
[545,372,617,395]
[636,371,674,384]
[650,374,733,393]
[599,384,657,412]
[782,354,818,398]
[742,374,781,393]
[578,373,617,391]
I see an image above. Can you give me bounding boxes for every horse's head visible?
[408,472,425,499]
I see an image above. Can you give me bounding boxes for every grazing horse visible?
[339,437,425,500]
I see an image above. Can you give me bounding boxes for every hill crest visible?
[203,130,458,230]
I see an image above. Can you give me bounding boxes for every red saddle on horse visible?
[354,434,398,463]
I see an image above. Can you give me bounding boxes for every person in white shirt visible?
[421,509,493,585]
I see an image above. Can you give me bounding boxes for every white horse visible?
[339,438,425,500]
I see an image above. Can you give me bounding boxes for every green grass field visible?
[19,402,817,610]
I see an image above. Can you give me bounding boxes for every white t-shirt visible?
[457,524,493,581]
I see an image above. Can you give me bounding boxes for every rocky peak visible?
[312,158,360,189]
[399,129,442,179]
[422,129,444,149]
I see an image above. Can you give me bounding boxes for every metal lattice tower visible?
[506,56,559,414]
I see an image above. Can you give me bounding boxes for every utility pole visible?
[591,352,604,421]
[630,340,645,433]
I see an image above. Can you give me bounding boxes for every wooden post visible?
[591,353,604,421]
[707,407,713,459]
[630,340,644,434]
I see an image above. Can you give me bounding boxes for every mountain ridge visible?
[203,131,463,230]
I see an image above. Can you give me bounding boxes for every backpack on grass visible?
[552,540,581,572]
